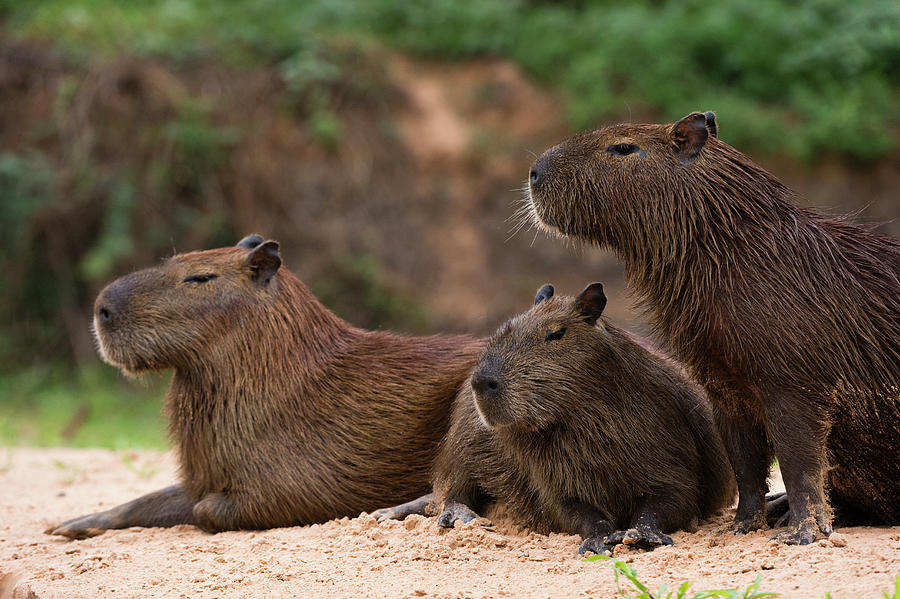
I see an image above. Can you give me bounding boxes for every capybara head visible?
[93,234,282,375]
[471,282,609,430]
[527,111,724,244]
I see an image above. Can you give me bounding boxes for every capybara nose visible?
[95,280,127,326]
[529,154,551,187]
[472,371,502,399]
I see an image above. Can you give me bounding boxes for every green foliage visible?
[884,574,900,599]
[586,555,779,599]
[7,0,899,160]
[0,366,168,449]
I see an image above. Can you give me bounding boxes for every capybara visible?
[376,283,735,555]
[46,235,483,539]
[527,111,900,544]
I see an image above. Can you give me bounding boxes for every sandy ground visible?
[1,448,898,599]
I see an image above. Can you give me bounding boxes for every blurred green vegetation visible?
[0,367,168,449]
[1,0,898,448]
[4,0,899,160]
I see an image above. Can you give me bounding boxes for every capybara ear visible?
[704,111,718,138]
[236,234,264,249]
[575,283,607,325]
[245,241,281,286]
[534,284,555,305]
[670,112,710,164]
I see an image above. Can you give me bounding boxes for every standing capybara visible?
[376,283,735,555]
[46,235,483,539]
[527,111,900,544]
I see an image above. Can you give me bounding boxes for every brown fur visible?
[381,284,735,554]
[527,112,900,544]
[46,235,482,538]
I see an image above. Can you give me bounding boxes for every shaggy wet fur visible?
[47,235,482,538]
[527,112,900,544]
[378,284,735,554]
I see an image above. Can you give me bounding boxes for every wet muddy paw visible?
[729,513,766,535]
[771,513,831,545]
[578,535,612,556]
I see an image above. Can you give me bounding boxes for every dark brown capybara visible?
[376,283,735,555]
[46,235,483,539]
[527,111,900,544]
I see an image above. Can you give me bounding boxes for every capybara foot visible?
[765,492,790,527]
[605,527,674,550]
[578,535,613,556]
[372,493,433,522]
[436,500,483,528]
[192,493,234,533]
[729,511,767,535]
[45,514,111,540]
[771,513,831,545]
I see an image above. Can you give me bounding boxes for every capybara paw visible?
[771,514,831,545]
[45,516,108,540]
[578,535,612,556]
[729,514,766,535]
[606,527,673,550]
[771,524,815,545]
[371,507,402,522]
[436,502,480,528]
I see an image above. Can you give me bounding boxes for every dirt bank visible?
[1,448,898,598]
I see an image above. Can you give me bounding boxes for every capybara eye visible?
[607,143,639,156]
[183,274,218,284]
[544,327,566,342]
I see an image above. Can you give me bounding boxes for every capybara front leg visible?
[764,392,832,544]
[711,401,772,534]
[46,484,196,539]
[372,493,435,522]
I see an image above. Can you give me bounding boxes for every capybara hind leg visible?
[46,485,195,539]
[764,394,832,544]
[765,491,790,527]
[192,492,240,533]
[712,403,771,534]
[437,500,482,528]
[372,493,435,522]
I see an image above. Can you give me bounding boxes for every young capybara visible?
[46,235,483,539]
[376,283,735,555]
[527,111,900,544]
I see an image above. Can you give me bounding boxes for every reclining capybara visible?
[527,111,900,544]
[46,235,483,539]
[376,283,735,555]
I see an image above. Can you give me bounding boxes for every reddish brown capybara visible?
[46,235,483,539]
[376,283,735,555]
[527,111,900,544]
